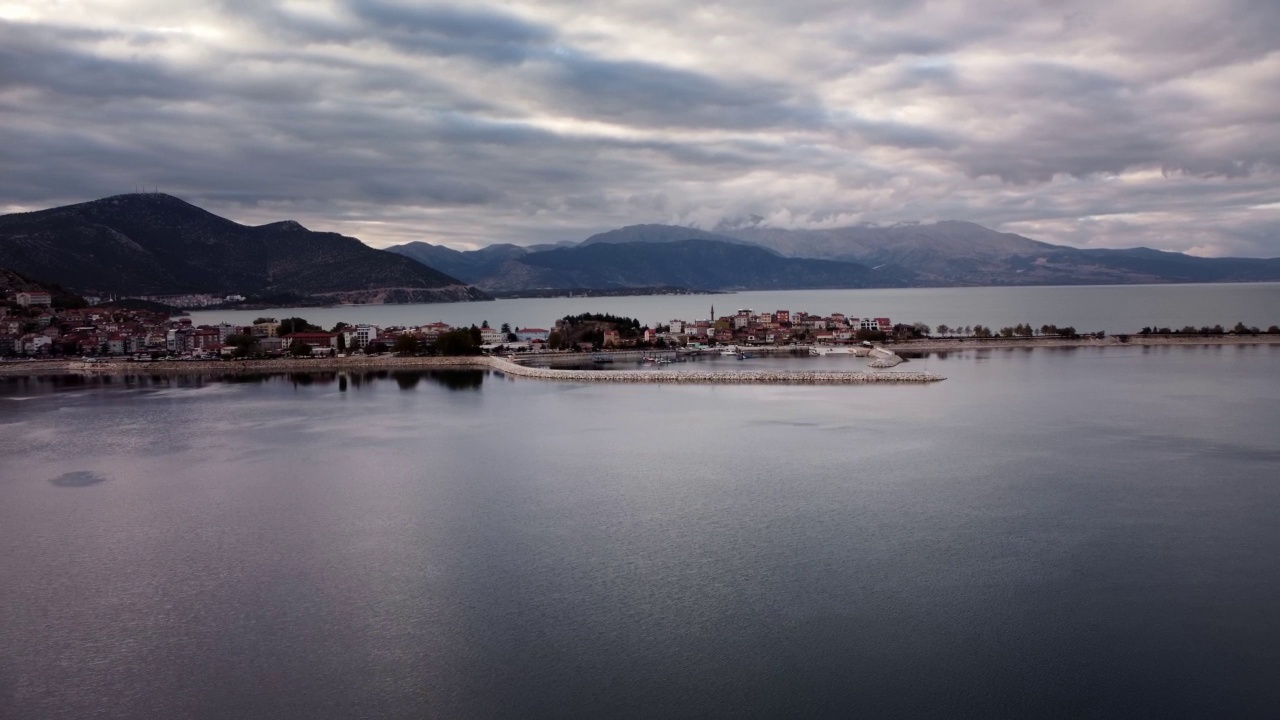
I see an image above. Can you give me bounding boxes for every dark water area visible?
[2,347,1279,718]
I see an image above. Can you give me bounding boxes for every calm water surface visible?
[187,282,1280,333]
[2,347,1279,718]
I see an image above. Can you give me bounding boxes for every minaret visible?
[710,304,715,323]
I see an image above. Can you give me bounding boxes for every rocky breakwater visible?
[868,347,904,368]
[489,358,941,385]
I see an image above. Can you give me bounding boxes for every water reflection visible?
[0,369,489,396]
[49,470,108,487]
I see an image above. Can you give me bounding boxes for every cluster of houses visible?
[596,307,893,349]
[2,299,176,357]
[0,290,555,358]
[3,286,890,359]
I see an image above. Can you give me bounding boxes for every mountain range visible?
[389,221,1280,291]
[0,194,488,304]
[3,193,1278,303]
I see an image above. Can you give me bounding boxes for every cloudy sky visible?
[1,0,1277,256]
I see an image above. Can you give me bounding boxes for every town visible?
[2,290,916,360]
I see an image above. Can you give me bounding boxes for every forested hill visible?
[0,194,490,304]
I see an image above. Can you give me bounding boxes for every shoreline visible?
[0,355,943,385]
[2,334,1275,382]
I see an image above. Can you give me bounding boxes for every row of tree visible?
[1139,323,1280,335]
[932,323,1082,338]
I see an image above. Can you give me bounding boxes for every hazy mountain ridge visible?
[389,242,531,285]
[0,194,490,303]
[579,224,759,248]
[388,236,910,291]
[8,192,1274,302]
[718,223,1280,285]
[389,220,1280,293]
[494,239,910,291]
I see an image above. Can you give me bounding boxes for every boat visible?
[719,345,740,356]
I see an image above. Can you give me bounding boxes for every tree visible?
[393,334,420,355]
[500,322,511,334]
[253,317,275,325]
[936,324,950,336]
[1232,321,1251,334]
[481,320,490,329]
[336,334,347,352]
[1267,326,1280,334]
[365,340,388,355]
[330,322,350,333]
[289,340,312,357]
[226,333,259,358]
[279,317,321,336]
[432,329,481,356]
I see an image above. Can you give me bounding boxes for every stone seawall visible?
[486,358,941,384]
[1,356,944,385]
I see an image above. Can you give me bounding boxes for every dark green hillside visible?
[387,241,530,284]
[0,194,489,304]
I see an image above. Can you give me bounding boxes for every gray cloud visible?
[0,0,1277,257]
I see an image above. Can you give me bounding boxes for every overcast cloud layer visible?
[1,0,1278,256]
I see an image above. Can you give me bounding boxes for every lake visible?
[2,345,1278,718]
[186,282,1280,334]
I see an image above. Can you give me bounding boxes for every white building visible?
[16,291,52,307]
[355,324,379,348]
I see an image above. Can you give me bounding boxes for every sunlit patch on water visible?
[49,470,108,487]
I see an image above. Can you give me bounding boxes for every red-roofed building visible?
[516,328,549,342]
